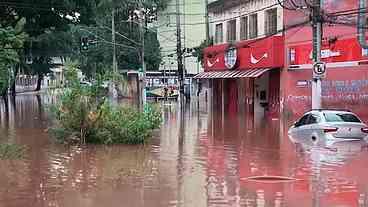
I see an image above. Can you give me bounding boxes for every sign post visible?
[312,0,323,109]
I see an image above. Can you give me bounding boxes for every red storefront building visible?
[195,0,368,119]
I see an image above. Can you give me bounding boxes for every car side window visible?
[296,114,310,127]
[308,114,320,124]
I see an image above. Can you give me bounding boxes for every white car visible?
[288,109,368,145]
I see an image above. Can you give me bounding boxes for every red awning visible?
[193,68,274,79]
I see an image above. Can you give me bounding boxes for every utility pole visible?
[139,0,147,107]
[111,8,118,98]
[311,0,322,109]
[176,0,185,101]
[205,0,210,41]
[112,8,117,74]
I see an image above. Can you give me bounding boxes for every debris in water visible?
[241,175,299,183]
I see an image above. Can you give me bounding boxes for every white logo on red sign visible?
[250,52,268,64]
[207,58,219,68]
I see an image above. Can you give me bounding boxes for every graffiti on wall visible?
[286,79,368,111]
[322,80,368,94]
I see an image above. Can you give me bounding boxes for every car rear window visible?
[324,113,361,123]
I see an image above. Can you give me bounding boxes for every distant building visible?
[16,57,65,92]
[156,0,207,75]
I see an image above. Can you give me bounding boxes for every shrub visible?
[48,60,162,145]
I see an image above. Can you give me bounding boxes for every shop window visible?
[240,16,248,40]
[362,48,368,56]
[215,23,223,44]
[265,8,277,35]
[249,14,258,39]
[227,20,237,42]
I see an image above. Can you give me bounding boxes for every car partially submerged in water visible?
[288,109,368,145]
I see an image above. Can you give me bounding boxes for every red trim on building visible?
[204,36,284,71]
[289,37,368,65]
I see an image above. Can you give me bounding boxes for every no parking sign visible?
[313,62,326,79]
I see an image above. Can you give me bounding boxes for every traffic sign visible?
[313,62,326,78]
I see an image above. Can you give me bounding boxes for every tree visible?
[0,0,98,92]
[0,19,27,98]
[0,0,167,93]
[75,0,167,77]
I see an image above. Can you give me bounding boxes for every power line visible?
[0,2,69,12]
[161,1,288,26]
[326,7,368,16]
[78,27,138,51]
[206,20,311,55]
[161,12,205,16]
[277,0,298,10]
[97,24,142,46]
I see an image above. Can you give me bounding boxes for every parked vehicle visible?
[146,86,179,100]
[288,109,368,146]
[289,134,367,165]
[80,80,92,86]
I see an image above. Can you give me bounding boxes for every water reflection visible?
[0,95,368,206]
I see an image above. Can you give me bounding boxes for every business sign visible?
[224,47,238,69]
[203,36,284,71]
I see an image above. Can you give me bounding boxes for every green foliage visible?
[89,103,162,144]
[75,0,167,76]
[0,0,98,91]
[0,19,27,95]
[192,38,214,66]
[0,143,26,160]
[49,60,162,145]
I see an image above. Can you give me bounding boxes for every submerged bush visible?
[88,103,162,144]
[48,61,162,145]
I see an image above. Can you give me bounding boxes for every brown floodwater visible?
[1,93,368,207]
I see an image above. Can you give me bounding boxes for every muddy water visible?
[1,94,368,207]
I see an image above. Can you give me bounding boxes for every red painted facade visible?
[284,0,368,117]
[203,36,284,119]
[204,36,284,71]
[203,0,368,118]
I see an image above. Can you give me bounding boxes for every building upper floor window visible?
[249,14,258,39]
[240,16,248,40]
[215,23,223,44]
[265,8,277,35]
[227,19,236,42]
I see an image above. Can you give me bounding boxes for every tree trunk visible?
[35,75,43,91]
[2,92,9,119]
[10,81,16,96]
[10,66,18,96]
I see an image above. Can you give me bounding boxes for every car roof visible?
[306,109,356,115]
[310,109,352,113]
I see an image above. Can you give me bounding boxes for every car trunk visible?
[328,122,367,139]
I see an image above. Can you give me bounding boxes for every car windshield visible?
[324,112,361,123]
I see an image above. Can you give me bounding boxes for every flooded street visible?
[1,94,368,207]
